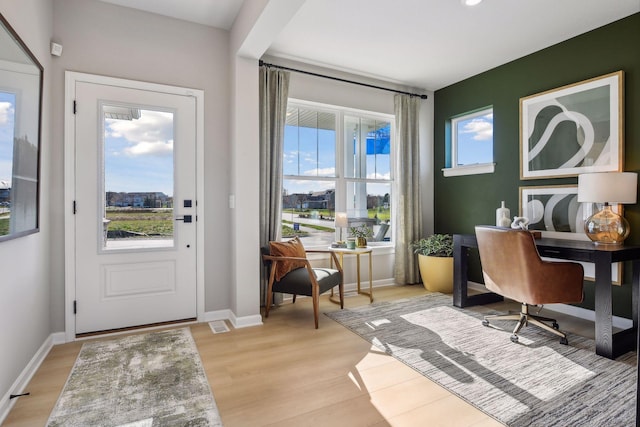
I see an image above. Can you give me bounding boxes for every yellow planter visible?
[418,254,454,293]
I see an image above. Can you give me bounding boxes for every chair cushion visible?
[273,267,341,296]
[269,237,307,281]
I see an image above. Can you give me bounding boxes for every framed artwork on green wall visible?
[520,71,624,179]
[519,184,622,284]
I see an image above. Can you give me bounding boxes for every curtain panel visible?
[259,66,290,306]
[393,94,422,284]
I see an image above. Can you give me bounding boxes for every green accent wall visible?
[434,13,640,318]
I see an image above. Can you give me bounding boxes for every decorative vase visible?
[496,201,510,227]
[417,254,454,293]
[356,237,367,248]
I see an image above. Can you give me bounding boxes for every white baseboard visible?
[201,279,395,330]
[0,334,56,425]
[467,281,633,329]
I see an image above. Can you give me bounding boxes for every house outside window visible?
[282,100,393,248]
[443,107,495,177]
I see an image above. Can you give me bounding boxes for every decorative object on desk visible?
[334,211,348,242]
[495,201,510,227]
[510,216,529,230]
[411,234,454,293]
[577,172,637,245]
[331,242,347,248]
[349,224,373,248]
[520,70,623,179]
[326,293,635,427]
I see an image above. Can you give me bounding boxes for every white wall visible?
[0,0,53,411]
[50,0,233,330]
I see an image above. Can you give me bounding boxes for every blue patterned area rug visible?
[46,328,222,427]
[326,293,635,427]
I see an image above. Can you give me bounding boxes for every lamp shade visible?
[335,212,348,228]
[577,172,638,204]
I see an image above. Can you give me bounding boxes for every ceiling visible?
[99,0,640,91]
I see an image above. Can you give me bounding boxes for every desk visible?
[329,247,373,303]
[453,233,640,360]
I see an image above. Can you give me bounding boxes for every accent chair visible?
[261,237,344,328]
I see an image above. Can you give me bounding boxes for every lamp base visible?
[584,204,630,245]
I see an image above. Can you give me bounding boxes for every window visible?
[443,107,494,177]
[283,101,393,248]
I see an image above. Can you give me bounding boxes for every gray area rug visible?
[46,328,222,427]
[326,293,636,427]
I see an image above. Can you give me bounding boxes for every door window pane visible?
[102,105,174,249]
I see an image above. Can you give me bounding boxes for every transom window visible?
[283,101,393,247]
[443,107,494,177]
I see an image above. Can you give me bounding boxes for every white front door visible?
[71,79,198,335]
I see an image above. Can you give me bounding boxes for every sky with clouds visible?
[283,124,392,198]
[105,109,174,196]
[456,112,493,165]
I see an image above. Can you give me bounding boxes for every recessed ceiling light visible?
[463,0,483,6]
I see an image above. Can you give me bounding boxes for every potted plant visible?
[349,224,373,247]
[411,234,454,293]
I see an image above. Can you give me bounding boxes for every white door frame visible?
[63,71,205,342]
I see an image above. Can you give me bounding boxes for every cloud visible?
[106,110,174,157]
[367,171,391,180]
[460,117,493,141]
[0,102,14,125]
[123,140,173,156]
[304,167,335,176]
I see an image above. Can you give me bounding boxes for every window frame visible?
[443,106,495,177]
[284,99,395,248]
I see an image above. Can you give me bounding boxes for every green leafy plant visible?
[349,224,373,238]
[412,234,453,257]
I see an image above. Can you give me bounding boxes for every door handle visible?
[175,215,193,223]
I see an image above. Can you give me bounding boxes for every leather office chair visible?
[261,238,344,329]
[475,226,584,344]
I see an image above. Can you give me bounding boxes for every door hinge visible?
[73,100,77,114]
[73,300,77,314]
[73,200,77,214]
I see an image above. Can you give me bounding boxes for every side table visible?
[328,246,373,303]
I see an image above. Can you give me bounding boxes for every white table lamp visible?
[577,172,637,245]
[335,212,348,241]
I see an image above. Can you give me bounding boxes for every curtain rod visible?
[259,60,428,100]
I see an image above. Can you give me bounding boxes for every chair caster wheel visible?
[482,320,490,327]
[559,337,568,345]
[552,322,559,330]
[510,334,519,343]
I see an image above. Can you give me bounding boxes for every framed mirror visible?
[0,13,43,242]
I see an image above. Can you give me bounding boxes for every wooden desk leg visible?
[594,252,614,359]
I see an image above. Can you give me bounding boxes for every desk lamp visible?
[335,212,348,241]
[577,172,637,245]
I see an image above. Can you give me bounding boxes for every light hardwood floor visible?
[3,285,600,427]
